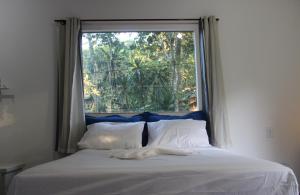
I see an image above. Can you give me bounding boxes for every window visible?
[81,21,201,113]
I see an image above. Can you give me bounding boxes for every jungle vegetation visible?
[81,31,197,113]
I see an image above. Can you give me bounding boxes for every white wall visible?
[0,0,300,177]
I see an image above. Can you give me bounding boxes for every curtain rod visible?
[54,18,219,23]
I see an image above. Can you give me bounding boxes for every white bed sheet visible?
[8,147,298,195]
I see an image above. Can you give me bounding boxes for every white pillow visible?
[78,122,145,150]
[147,119,210,148]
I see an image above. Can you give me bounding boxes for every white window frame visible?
[81,20,202,113]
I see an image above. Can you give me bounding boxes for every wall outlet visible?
[266,127,274,139]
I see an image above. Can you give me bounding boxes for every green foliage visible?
[82,31,197,113]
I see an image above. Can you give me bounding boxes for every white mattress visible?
[8,147,298,195]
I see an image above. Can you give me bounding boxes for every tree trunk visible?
[170,33,181,112]
[107,37,114,113]
[86,34,98,111]
[175,34,182,111]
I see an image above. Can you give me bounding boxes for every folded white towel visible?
[109,146,195,160]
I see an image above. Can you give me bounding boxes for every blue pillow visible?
[143,111,207,122]
[85,114,148,146]
[85,114,144,126]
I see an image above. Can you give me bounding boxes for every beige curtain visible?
[200,16,231,147]
[56,18,85,153]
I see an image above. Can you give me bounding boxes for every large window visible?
[81,21,201,113]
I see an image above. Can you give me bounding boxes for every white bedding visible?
[8,147,298,195]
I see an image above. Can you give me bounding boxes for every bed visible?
[8,147,298,195]
[8,112,299,195]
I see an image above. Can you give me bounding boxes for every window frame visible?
[81,20,202,114]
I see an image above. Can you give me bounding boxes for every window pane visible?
[82,32,197,113]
